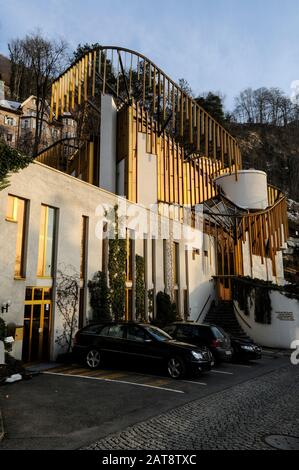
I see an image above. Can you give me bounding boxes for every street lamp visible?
[1,300,11,313]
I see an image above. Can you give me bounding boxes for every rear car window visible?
[211,326,225,339]
[196,326,213,339]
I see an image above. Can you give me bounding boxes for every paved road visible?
[0,354,295,450]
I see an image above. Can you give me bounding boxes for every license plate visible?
[211,361,215,367]
[225,350,232,355]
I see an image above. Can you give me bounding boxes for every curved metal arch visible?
[50,45,241,168]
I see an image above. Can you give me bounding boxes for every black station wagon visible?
[73,322,213,379]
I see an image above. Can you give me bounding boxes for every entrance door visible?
[22,287,52,363]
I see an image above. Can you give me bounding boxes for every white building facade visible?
[0,46,297,360]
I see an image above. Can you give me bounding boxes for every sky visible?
[0,0,298,110]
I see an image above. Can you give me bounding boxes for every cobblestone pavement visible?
[85,365,299,450]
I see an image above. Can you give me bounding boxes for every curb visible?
[0,408,4,442]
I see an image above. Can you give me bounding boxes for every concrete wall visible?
[137,133,158,206]
[234,291,299,348]
[215,170,268,209]
[188,233,217,322]
[99,94,117,193]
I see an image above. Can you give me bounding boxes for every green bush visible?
[88,271,111,322]
[155,291,177,326]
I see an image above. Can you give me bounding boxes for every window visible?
[6,133,13,142]
[126,325,147,342]
[151,238,156,285]
[176,325,194,337]
[37,205,57,277]
[163,239,167,287]
[21,119,30,129]
[80,216,89,279]
[4,115,14,126]
[192,248,200,260]
[107,324,125,338]
[6,195,28,277]
[173,242,179,285]
[163,325,176,336]
[98,324,125,338]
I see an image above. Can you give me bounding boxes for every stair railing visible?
[196,295,211,322]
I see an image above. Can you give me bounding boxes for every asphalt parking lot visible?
[0,353,290,450]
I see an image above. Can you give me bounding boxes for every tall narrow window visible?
[173,242,179,285]
[163,239,167,287]
[80,216,89,279]
[151,238,156,286]
[6,195,28,277]
[37,205,56,277]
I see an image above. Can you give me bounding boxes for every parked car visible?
[163,322,233,363]
[229,336,262,362]
[73,322,213,379]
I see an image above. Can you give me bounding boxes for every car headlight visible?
[241,345,254,351]
[191,350,203,360]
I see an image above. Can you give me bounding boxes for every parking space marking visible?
[181,380,207,386]
[229,363,254,368]
[44,371,185,394]
[211,369,233,375]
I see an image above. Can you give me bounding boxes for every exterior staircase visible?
[204,301,252,340]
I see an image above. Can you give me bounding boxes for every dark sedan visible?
[163,322,233,364]
[230,336,262,362]
[72,322,213,379]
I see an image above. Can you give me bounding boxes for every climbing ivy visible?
[108,205,127,321]
[232,277,272,324]
[135,255,146,322]
[88,271,111,322]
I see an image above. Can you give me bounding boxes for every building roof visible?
[0,99,21,111]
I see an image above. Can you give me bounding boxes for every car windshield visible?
[144,325,172,342]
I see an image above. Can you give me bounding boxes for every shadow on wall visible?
[189,280,215,323]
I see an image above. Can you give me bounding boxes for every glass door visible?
[22,287,52,363]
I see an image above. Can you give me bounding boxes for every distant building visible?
[0,80,76,153]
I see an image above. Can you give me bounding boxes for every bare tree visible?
[8,31,68,155]
[55,266,80,353]
[233,87,298,126]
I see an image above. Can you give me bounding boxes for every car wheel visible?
[86,349,101,369]
[167,356,186,379]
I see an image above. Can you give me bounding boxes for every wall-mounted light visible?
[1,300,11,314]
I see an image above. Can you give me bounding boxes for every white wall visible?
[99,94,117,193]
[0,162,216,360]
[234,291,299,348]
[215,170,268,209]
[137,133,158,207]
[188,233,217,322]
